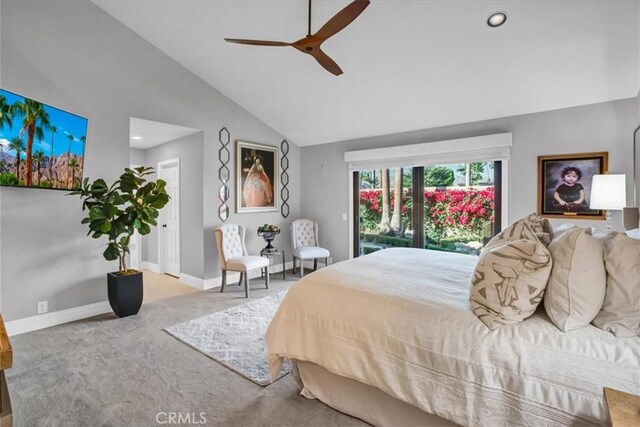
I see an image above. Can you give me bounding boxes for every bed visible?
[265,248,640,426]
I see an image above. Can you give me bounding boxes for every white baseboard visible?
[141,261,160,273]
[5,301,112,337]
[178,273,207,290]
[204,261,296,290]
[4,258,325,336]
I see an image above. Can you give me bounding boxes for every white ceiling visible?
[97,1,639,147]
[129,117,201,149]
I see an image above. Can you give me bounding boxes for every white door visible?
[158,159,180,277]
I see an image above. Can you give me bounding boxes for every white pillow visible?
[592,232,640,337]
[544,227,606,331]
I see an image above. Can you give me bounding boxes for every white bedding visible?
[265,248,640,426]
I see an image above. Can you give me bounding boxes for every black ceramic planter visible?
[107,271,143,318]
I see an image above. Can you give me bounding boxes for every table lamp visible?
[590,174,626,229]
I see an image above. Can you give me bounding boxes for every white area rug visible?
[165,291,290,386]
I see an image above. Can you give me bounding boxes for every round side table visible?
[260,250,286,280]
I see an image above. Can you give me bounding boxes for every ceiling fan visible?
[225,0,370,76]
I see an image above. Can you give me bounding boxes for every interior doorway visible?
[129,117,201,302]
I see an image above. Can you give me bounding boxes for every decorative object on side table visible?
[218,127,231,222]
[236,141,279,213]
[537,152,608,219]
[258,224,286,280]
[69,167,170,318]
[258,224,280,255]
[280,139,290,218]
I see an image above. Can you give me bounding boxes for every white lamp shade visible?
[589,174,626,210]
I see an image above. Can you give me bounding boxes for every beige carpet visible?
[6,274,366,427]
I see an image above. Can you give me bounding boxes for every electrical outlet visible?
[342,213,347,221]
[37,301,48,314]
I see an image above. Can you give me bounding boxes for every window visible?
[346,133,511,258]
[354,162,501,257]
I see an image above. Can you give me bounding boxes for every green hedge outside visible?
[360,233,459,254]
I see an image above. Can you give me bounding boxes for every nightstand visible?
[604,387,640,427]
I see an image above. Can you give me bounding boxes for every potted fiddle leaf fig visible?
[70,166,170,317]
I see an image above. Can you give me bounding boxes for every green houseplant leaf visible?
[70,167,170,274]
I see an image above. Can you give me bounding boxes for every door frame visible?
[157,157,180,275]
[129,164,143,271]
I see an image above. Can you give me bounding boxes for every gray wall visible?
[301,98,638,263]
[129,148,146,167]
[129,132,205,278]
[0,0,301,321]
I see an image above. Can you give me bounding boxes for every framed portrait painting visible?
[537,152,608,219]
[236,141,279,213]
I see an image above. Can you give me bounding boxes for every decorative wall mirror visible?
[281,139,290,218]
[218,127,231,221]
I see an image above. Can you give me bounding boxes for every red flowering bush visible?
[359,188,410,232]
[359,187,494,243]
[424,187,494,242]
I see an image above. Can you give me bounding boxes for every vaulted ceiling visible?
[93,0,639,146]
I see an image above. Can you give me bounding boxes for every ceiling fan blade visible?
[314,0,370,41]
[224,38,291,47]
[310,49,343,76]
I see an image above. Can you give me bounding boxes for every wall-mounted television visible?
[0,89,88,190]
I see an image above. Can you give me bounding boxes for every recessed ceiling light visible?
[487,11,507,28]
[131,136,142,140]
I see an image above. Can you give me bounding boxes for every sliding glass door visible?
[354,161,501,257]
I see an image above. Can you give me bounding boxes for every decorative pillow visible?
[544,227,606,331]
[591,232,640,337]
[485,213,552,250]
[470,239,553,329]
[553,222,579,239]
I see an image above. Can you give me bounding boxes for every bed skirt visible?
[293,360,457,427]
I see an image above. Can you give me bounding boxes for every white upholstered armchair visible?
[291,219,330,278]
[214,223,269,298]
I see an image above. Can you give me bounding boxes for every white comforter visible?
[265,248,640,426]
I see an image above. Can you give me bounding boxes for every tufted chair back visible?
[214,223,248,268]
[291,219,320,249]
